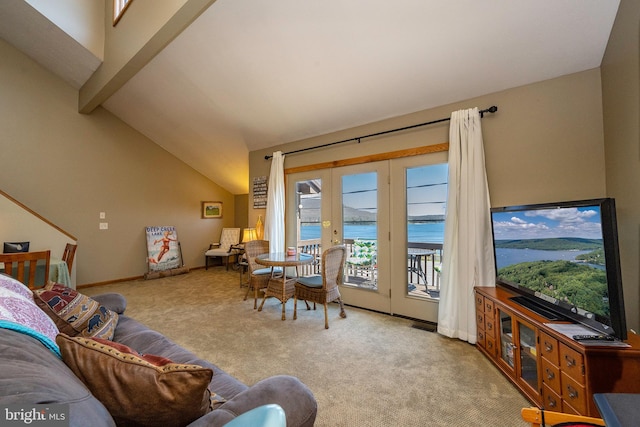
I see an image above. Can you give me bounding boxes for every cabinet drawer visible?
[485,336,496,358]
[541,358,561,394]
[540,331,559,366]
[484,298,494,314]
[485,315,496,338]
[475,294,484,312]
[477,329,486,348]
[559,344,585,384]
[477,311,485,329]
[561,372,587,415]
[542,383,562,412]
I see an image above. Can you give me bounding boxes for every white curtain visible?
[265,151,285,253]
[437,108,495,343]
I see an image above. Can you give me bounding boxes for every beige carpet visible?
[82,268,530,426]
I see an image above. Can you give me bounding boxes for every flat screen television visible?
[490,198,627,341]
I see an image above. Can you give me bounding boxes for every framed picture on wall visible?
[202,201,223,218]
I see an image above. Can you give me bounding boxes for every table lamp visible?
[242,228,257,243]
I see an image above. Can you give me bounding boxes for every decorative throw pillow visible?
[33,283,118,340]
[56,334,215,427]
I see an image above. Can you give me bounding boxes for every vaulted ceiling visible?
[1,0,620,194]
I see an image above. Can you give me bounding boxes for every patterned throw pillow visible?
[56,334,216,427]
[33,283,118,340]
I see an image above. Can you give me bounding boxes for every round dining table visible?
[255,252,314,320]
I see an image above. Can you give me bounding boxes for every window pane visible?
[343,172,377,290]
[407,164,447,299]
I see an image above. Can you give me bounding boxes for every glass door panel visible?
[406,163,447,299]
[332,162,390,313]
[341,171,378,290]
[286,170,332,277]
[499,309,516,372]
[518,321,539,393]
[389,152,447,322]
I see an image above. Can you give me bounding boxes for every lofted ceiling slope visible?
[1,0,620,194]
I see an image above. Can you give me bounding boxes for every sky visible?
[492,206,603,240]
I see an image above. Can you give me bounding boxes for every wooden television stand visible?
[474,285,640,417]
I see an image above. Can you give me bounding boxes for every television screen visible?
[3,241,29,253]
[491,198,627,340]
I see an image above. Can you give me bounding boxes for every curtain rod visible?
[264,105,498,160]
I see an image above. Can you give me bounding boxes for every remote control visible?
[572,334,615,341]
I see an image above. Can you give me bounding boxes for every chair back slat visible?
[62,243,77,274]
[0,250,51,289]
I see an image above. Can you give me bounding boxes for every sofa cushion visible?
[34,283,118,340]
[57,334,214,427]
[0,329,115,427]
[0,273,33,298]
[112,315,247,398]
[90,293,128,315]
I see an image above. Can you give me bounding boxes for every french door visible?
[390,152,447,322]
[286,152,447,322]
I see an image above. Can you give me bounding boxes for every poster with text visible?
[146,226,182,271]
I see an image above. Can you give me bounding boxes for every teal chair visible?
[223,404,286,427]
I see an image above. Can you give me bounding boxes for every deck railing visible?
[295,239,442,289]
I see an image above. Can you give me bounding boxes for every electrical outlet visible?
[99,222,108,230]
[99,212,106,219]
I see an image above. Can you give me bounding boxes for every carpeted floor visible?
[82,268,530,426]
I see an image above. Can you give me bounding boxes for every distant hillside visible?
[494,237,602,251]
[408,214,445,222]
[299,198,376,222]
[298,197,443,223]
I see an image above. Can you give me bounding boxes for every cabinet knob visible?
[547,396,557,408]
[544,341,553,352]
[545,368,555,380]
[567,385,579,400]
[564,354,576,367]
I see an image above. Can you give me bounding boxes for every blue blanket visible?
[0,320,61,358]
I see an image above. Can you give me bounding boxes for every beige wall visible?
[249,68,629,324]
[601,0,640,332]
[0,39,234,285]
[250,68,606,225]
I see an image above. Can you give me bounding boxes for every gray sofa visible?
[0,292,317,427]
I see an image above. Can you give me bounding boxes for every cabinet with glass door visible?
[497,308,541,402]
[498,308,516,374]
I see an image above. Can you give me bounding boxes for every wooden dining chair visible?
[294,245,347,329]
[521,407,604,427]
[62,243,77,275]
[0,250,51,290]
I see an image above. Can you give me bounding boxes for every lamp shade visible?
[242,228,257,243]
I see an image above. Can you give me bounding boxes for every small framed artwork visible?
[202,201,223,219]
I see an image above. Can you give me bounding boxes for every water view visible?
[495,248,594,270]
[300,222,444,243]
